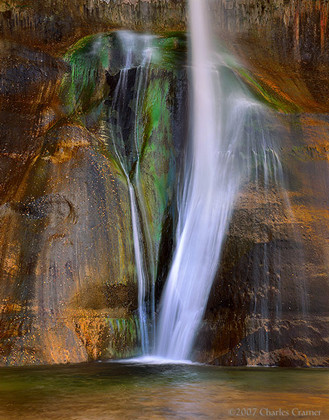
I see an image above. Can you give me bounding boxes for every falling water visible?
[240,109,309,363]
[104,32,156,354]
[156,0,243,360]
[155,0,300,360]
[128,185,149,354]
[98,16,307,362]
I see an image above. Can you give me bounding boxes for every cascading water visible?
[92,7,308,364]
[103,32,156,354]
[155,0,243,360]
[155,0,303,361]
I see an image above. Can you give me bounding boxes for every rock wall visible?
[213,0,329,112]
[0,0,329,366]
[0,39,140,363]
[0,31,186,365]
[0,0,187,53]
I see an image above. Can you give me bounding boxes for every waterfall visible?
[128,184,149,354]
[104,32,156,354]
[155,0,242,360]
[99,14,305,363]
[155,0,294,360]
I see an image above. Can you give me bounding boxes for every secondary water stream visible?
[104,32,156,354]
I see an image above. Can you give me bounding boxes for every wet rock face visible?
[0,0,187,53]
[0,30,187,365]
[1,0,329,112]
[194,114,329,368]
[212,0,329,112]
[1,1,329,367]
[0,122,139,364]
[0,36,138,365]
[0,40,67,204]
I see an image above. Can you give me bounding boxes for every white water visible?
[116,356,198,365]
[155,0,243,360]
[154,0,295,360]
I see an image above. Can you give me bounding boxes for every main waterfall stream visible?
[155,0,290,360]
[155,0,242,359]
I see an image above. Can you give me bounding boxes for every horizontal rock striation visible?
[0,0,187,53]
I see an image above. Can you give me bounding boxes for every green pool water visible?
[0,362,327,419]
